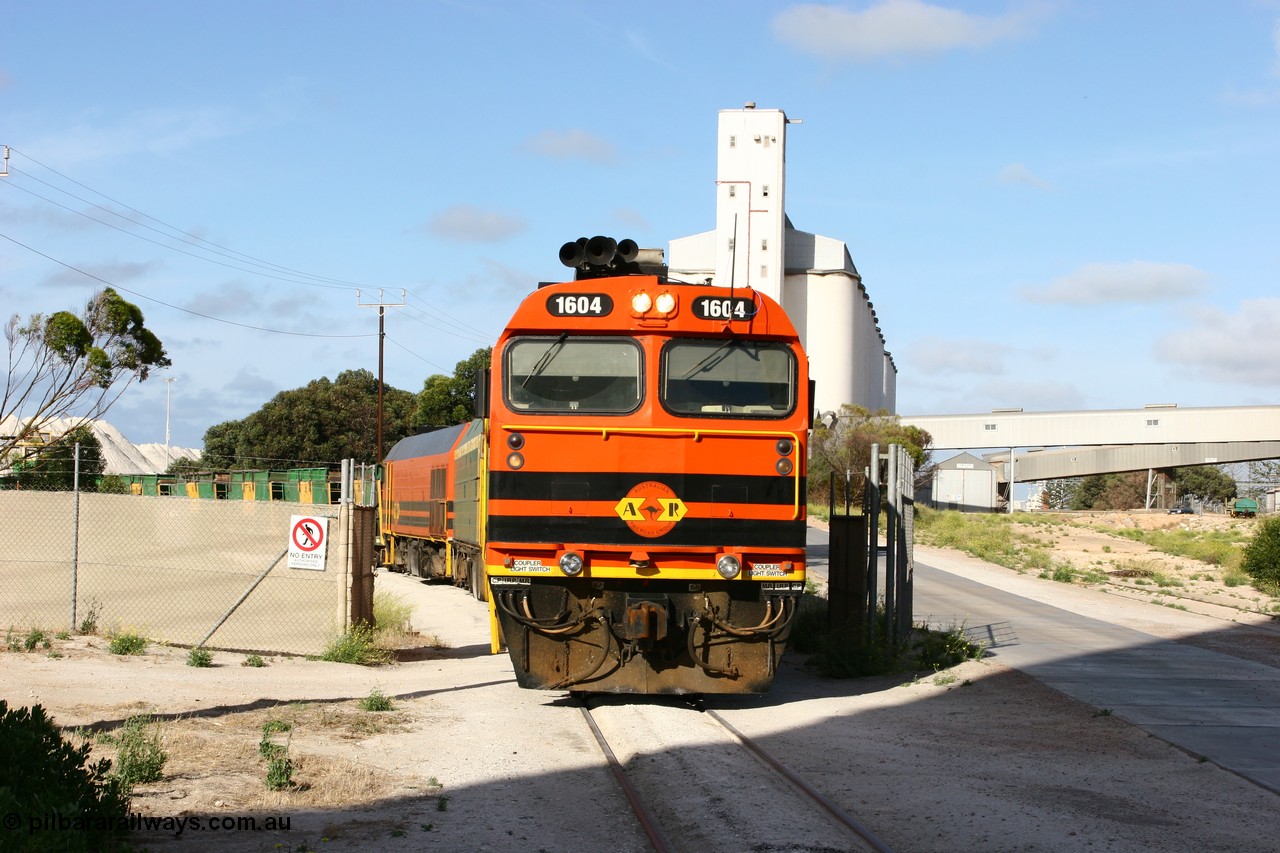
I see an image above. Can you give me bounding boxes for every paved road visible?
[806,526,1280,794]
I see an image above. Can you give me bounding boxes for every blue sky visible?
[3,1,1278,453]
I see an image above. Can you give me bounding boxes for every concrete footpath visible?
[806,526,1280,795]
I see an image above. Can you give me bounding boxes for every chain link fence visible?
[1,463,375,656]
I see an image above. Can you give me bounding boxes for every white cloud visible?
[184,283,264,318]
[522,129,617,164]
[1019,261,1208,305]
[1155,298,1280,386]
[425,204,527,243]
[40,259,161,290]
[772,0,1043,62]
[908,336,1009,376]
[998,163,1053,190]
[25,107,239,168]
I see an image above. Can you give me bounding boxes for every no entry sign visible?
[288,515,329,570]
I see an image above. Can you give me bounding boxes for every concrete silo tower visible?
[668,104,896,416]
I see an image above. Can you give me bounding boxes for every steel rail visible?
[705,709,895,853]
[578,704,675,853]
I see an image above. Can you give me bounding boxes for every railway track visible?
[577,696,894,853]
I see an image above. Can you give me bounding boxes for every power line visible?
[1,177,356,291]
[5,146,499,337]
[9,148,358,287]
[0,231,375,339]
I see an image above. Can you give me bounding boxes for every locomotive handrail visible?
[499,423,805,519]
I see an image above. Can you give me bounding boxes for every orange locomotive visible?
[381,238,810,694]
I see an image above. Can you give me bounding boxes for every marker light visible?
[716,554,742,579]
[776,458,794,476]
[506,452,525,470]
[654,292,676,314]
[508,432,525,450]
[559,551,584,576]
[631,292,653,313]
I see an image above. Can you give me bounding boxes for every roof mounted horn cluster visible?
[558,236,667,281]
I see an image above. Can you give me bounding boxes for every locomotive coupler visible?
[620,594,669,647]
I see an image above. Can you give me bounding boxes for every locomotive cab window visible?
[505,336,642,413]
[660,339,796,417]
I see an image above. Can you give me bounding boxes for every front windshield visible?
[505,337,642,413]
[661,339,796,417]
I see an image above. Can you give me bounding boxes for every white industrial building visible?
[918,451,1000,513]
[668,104,896,417]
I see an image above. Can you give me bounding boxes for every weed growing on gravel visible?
[320,623,391,666]
[242,653,266,667]
[358,688,394,712]
[259,719,291,759]
[107,631,146,656]
[373,591,415,648]
[265,756,295,790]
[23,628,50,651]
[78,600,102,635]
[111,715,167,788]
[186,647,213,667]
[436,795,451,812]
[1219,567,1248,586]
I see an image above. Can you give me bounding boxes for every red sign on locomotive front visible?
[613,481,688,539]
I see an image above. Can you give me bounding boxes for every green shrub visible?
[23,628,50,651]
[1241,516,1280,592]
[265,756,295,791]
[186,647,212,668]
[320,623,392,666]
[107,632,146,656]
[111,715,167,788]
[242,654,266,667]
[258,719,292,759]
[0,701,131,853]
[359,688,394,712]
[1223,567,1250,587]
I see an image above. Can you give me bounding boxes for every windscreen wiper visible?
[680,339,755,379]
[521,333,568,387]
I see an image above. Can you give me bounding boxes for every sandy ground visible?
[3,513,1279,852]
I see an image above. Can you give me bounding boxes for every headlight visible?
[716,555,741,579]
[631,291,653,313]
[654,292,676,314]
[559,551,584,576]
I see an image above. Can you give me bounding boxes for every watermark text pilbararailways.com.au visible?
[5,809,292,837]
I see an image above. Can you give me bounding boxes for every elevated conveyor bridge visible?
[901,405,1280,502]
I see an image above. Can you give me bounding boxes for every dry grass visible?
[123,699,422,814]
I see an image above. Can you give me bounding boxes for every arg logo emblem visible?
[614,481,688,538]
